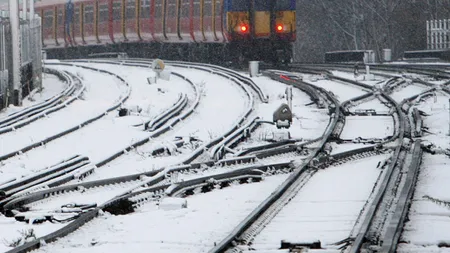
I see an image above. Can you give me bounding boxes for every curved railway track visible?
[3,61,447,253]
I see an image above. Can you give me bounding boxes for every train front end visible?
[225,0,296,64]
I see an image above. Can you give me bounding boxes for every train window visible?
[154,0,162,18]
[203,0,212,17]
[254,0,270,11]
[166,0,176,17]
[193,0,200,17]
[126,0,136,19]
[230,0,249,11]
[140,0,150,18]
[84,6,94,24]
[275,0,292,10]
[113,2,121,20]
[43,10,53,28]
[99,4,109,22]
[57,9,63,25]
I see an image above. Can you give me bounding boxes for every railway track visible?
[208,65,417,253]
[4,62,442,253]
[0,68,83,134]
[1,60,265,253]
[0,63,130,164]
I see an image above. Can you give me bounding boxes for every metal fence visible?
[0,14,42,110]
[427,19,450,49]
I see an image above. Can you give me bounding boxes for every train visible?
[32,0,296,64]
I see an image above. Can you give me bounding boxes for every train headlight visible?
[240,25,249,33]
[276,25,284,32]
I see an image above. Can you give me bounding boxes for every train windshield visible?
[254,0,270,11]
[230,0,250,11]
[275,0,292,10]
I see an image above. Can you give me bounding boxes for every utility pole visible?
[9,0,22,106]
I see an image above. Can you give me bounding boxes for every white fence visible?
[427,19,450,49]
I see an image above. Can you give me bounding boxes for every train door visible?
[139,0,153,41]
[202,0,214,41]
[56,6,65,46]
[179,0,192,41]
[98,0,110,43]
[83,2,96,44]
[191,0,203,41]
[152,0,165,41]
[213,0,224,42]
[110,0,126,42]
[72,1,83,45]
[164,0,178,41]
[125,0,140,41]
[42,8,55,47]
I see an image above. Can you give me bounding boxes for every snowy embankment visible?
[86,65,248,180]
[398,92,450,252]
[32,175,289,253]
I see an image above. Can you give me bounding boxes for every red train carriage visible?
[34,0,296,64]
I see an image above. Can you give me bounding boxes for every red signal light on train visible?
[240,25,249,33]
[276,25,284,32]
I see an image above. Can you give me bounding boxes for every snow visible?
[249,76,329,141]
[159,197,187,210]
[84,65,249,180]
[397,154,450,252]
[349,98,391,112]
[2,61,446,253]
[32,175,289,253]
[0,73,67,117]
[330,70,387,86]
[390,85,430,102]
[252,154,390,250]
[340,116,394,139]
[304,76,368,102]
[397,90,450,252]
[0,64,186,181]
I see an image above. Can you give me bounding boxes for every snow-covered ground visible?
[85,64,249,180]
[2,61,449,253]
[32,175,290,253]
[244,76,329,144]
[398,154,450,253]
[252,154,390,249]
[302,75,368,102]
[340,116,394,139]
[0,73,67,117]
[397,91,450,252]
[0,65,180,180]
[390,85,430,102]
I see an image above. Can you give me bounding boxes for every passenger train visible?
[32,0,296,64]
